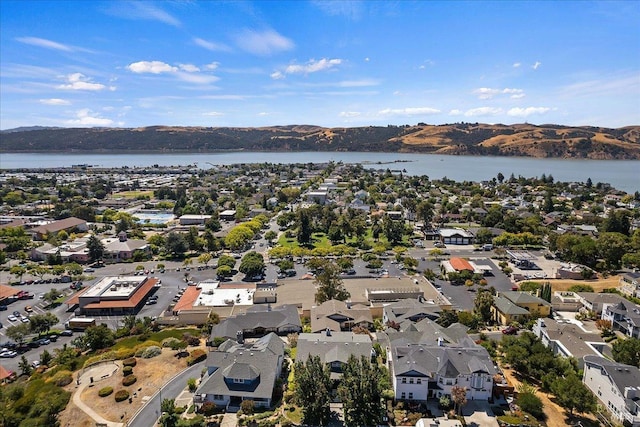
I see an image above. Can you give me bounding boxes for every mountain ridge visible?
[1,123,639,159]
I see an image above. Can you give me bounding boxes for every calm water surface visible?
[1,152,638,192]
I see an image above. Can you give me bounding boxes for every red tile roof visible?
[82,278,158,309]
[450,257,474,272]
[0,284,20,300]
[173,286,202,312]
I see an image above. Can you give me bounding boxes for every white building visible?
[583,356,640,426]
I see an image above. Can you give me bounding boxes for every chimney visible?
[326,328,331,336]
[236,330,244,344]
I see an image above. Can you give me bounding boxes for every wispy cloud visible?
[339,111,361,118]
[66,109,114,126]
[559,73,640,98]
[178,64,200,73]
[473,87,525,100]
[378,107,440,117]
[532,61,542,70]
[460,107,503,117]
[57,73,112,91]
[513,62,521,68]
[312,0,363,20]
[127,60,219,85]
[285,58,342,74]
[104,2,181,27]
[193,37,231,52]
[234,29,294,56]
[39,98,70,105]
[202,111,224,116]
[507,107,551,117]
[16,37,72,52]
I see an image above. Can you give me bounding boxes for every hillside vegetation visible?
[1,123,639,159]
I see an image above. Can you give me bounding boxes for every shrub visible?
[199,401,217,416]
[187,377,198,392]
[122,357,137,367]
[162,337,181,348]
[115,348,136,360]
[186,349,207,366]
[139,346,162,359]
[122,375,137,386]
[48,370,73,387]
[175,406,186,414]
[123,366,133,376]
[240,399,255,415]
[182,333,201,346]
[212,337,227,347]
[114,390,129,402]
[98,387,113,397]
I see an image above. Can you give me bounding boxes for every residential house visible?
[295,330,373,379]
[602,300,640,339]
[577,292,627,316]
[491,291,551,325]
[195,333,285,411]
[532,318,607,368]
[583,356,640,427]
[310,299,374,332]
[102,233,151,262]
[382,299,442,328]
[386,333,496,402]
[209,304,301,342]
[620,272,640,299]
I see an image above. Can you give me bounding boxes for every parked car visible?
[25,305,33,313]
[12,311,20,317]
[502,326,519,335]
[0,305,7,311]
[0,350,18,358]
[7,315,18,322]
[31,360,41,368]
[60,330,74,336]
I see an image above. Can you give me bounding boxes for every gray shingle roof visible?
[209,304,301,340]
[584,355,640,395]
[493,296,530,315]
[296,332,373,366]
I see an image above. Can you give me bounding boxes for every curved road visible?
[127,360,205,427]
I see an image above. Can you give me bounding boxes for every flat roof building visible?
[66,275,158,315]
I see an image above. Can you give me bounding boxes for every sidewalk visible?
[73,361,124,427]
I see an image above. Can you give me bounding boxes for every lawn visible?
[112,328,200,350]
[110,190,154,199]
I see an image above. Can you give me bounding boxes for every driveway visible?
[462,401,499,427]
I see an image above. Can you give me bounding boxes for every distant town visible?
[1,162,640,427]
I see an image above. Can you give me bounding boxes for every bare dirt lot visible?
[518,275,622,293]
[58,348,190,427]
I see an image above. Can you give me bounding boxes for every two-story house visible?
[602,300,640,339]
[195,333,284,412]
[583,356,640,427]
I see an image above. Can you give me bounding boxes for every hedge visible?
[186,349,207,366]
[139,345,162,359]
[123,366,133,376]
[122,375,137,386]
[114,390,130,402]
[122,357,137,367]
[99,387,114,397]
[48,370,73,387]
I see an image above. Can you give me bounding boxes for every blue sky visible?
[1,0,639,130]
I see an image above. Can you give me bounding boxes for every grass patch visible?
[112,328,200,351]
[497,414,538,426]
[283,406,303,424]
[111,190,154,199]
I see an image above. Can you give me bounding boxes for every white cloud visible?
[193,37,231,52]
[178,64,200,73]
[106,2,181,27]
[258,112,271,116]
[533,61,542,70]
[234,29,294,56]
[16,37,72,52]
[507,107,551,117]
[473,87,524,100]
[339,111,361,118]
[284,58,342,75]
[364,57,370,62]
[513,62,521,68]
[203,111,223,116]
[39,98,70,105]
[66,109,113,126]
[378,107,440,117]
[312,0,363,20]
[449,109,462,115]
[127,61,177,74]
[464,107,503,117]
[270,71,285,80]
[57,73,107,91]
[204,62,220,71]
[175,72,219,85]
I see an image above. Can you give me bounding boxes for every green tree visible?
[473,289,494,324]
[19,355,32,376]
[451,385,468,416]
[551,373,596,415]
[517,390,544,419]
[29,313,59,335]
[87,234,105,263]
[297,208,312,245]
[84,324,115,351]
[216,265,233,279]
[338,355,387,427]
[197,252,212,267]
[264,230,277,243]
[313,260,350,304]
[165,232,188,257]
[612,338,640,367]
[596,232,630,269]
[294,355,332,426]
[239,251,266,278]
[9,265,26,282]
[6,322,31,344]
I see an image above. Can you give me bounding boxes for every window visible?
[409,378,414,384]
[233,378,245,384]
[439,378,443,384]
[409,392,413,399]
[417,378,421,384]
[401,377,406,384]
[401,392,406,399]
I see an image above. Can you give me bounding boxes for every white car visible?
[31,360,40,368]
[7,315,18,322]
[21,316,30,323]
